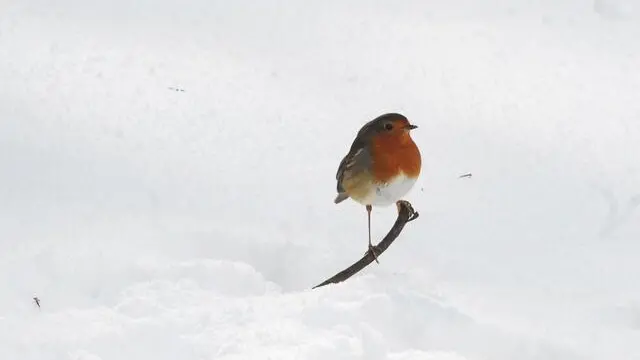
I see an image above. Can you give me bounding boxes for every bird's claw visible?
[365,244,380,263]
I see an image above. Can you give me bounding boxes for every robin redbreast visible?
[334,113,421,262]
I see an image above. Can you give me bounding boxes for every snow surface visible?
[1,0,640,359]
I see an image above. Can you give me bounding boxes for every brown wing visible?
[335,138,371,202]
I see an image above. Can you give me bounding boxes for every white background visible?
[1,0,639,359]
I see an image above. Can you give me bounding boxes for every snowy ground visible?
[1,0,640,359]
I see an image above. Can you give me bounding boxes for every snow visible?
[1,0,640,359]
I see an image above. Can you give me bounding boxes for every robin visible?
[334,113,421,262]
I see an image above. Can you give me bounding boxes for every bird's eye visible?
[384,123,393,131]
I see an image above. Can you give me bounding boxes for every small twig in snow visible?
[312,200,419,289]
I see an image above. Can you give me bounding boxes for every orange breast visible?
[370,132,421,183]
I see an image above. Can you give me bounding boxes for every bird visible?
[334,113,421,262]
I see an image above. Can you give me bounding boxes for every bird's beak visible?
[406,124,418,130]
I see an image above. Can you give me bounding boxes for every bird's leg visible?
[367,204,372,247]
[365,204,379,263]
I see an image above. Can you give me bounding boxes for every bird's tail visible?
[334,193,349,204]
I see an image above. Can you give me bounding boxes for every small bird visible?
[334,113,421,262]
[33,296,40,309]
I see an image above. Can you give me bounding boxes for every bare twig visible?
[312,200,419,289]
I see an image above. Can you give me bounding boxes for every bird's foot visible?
[365,244,380,264]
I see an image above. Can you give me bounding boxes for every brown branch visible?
[312,200,419,289]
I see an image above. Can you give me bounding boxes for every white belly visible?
[362,173,417,206]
